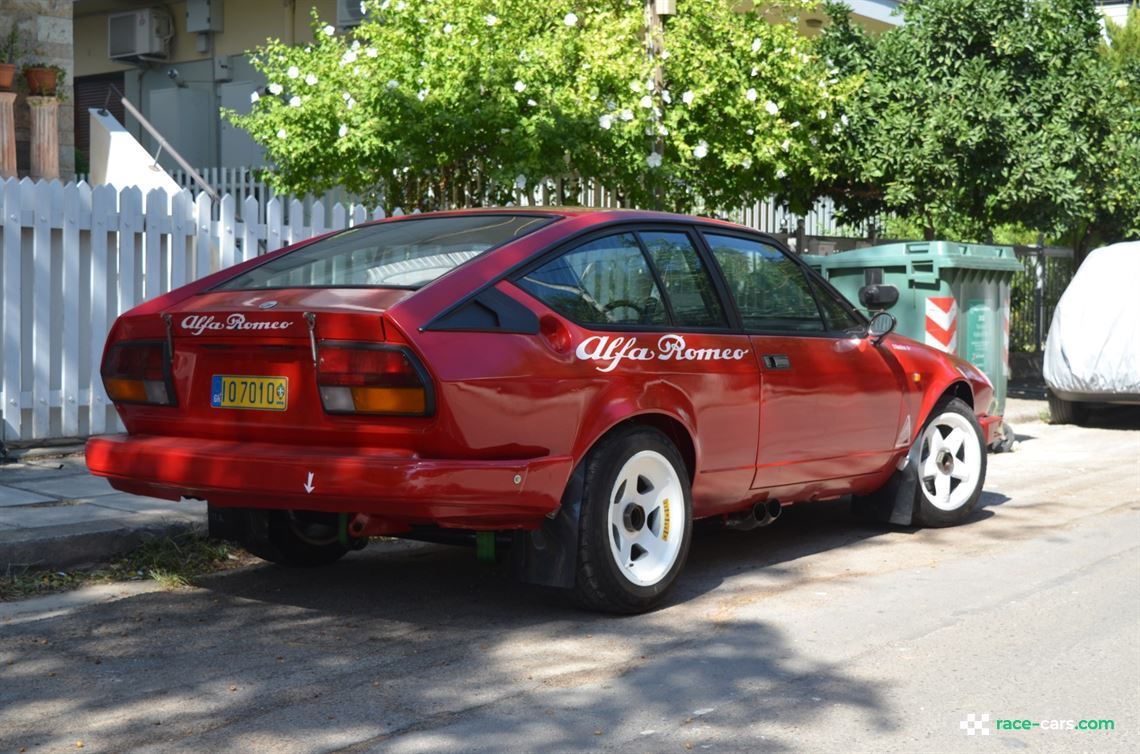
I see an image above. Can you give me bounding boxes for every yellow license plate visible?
[211,375,288,411]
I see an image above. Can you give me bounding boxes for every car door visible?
[700,232,908,491]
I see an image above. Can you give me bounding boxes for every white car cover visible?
[1043,242,1140,397]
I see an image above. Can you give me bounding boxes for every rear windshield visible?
[216,214,555,290]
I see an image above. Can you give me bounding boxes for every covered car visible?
[1043,242,1140,423]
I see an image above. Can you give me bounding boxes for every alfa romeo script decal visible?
[576,334,748,373]
[180,313,293,336]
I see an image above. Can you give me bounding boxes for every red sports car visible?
[87,209,998,612]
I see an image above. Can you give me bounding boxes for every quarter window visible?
[517,233,668,326]
[703,233,825,332]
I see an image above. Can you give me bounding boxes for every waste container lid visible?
[817,241,1024,272]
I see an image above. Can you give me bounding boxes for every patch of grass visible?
[0,532,253,602]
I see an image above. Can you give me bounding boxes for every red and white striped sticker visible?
[924,296,959,353]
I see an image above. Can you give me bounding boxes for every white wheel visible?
[918,411,983,511]
[911,398,987,527]
[606,450,685,587]
[574,427,693,613]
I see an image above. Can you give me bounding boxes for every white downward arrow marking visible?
[304,471,315,494]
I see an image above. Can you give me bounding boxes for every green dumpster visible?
[808,241,1024,425]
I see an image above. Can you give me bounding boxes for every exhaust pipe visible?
[724,500,783,531]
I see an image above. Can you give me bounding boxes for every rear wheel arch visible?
[578,412,697,484]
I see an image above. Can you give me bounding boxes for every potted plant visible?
[0,25,23,91]
[22,62,66,98]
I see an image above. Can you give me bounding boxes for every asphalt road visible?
[2,410,1138,753]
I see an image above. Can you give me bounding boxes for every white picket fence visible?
[0,177,403,443]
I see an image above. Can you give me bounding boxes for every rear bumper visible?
[85,434,573,530]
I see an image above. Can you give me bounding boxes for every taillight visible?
[101,341,175,406]
[317,343,433,416]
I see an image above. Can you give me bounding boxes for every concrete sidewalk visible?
[0,397,1050,574]
[0,453,205,572]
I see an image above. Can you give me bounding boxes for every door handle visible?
[762,354,791,370]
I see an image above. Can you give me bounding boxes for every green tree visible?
[227,0,849,213]
[820,0,1140,257]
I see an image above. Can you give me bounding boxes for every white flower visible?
[693,141,709,159]
[564,12,578,26]
[682,90,694,105]
[527,98,537,106]
[746,128,754,135]
[646,152,662,168]
[840,113,849,126]
[776,168,787,179]
[639,95,652,109]
[660,49,669,59]
[514,80,526,92]
[342,91,352,100]
[395,1,406,11]
[765,100,779,115]
[646,78,655,92]
[515,174,526,189]
[661,90,672,104]
[751,37,761,53]
[387,79,399,89]
[341,50,358,64]
[630,80,642,92]
[346,97,356,108]
[323,24,335,36]
[249,90,260,103]
[619,109,634,121]
[751,66,759,77]
[658,124,669,136]
[287,65,300,79]
[443,23,454,33]
[485,14,498,25]
[268,82,283,95]
[746,88,757,102]
[818,109,827,119]
[741,156,753,169]
[790,120,800,128]
[417,89,428,101]
[338,123,348,138]
[276,128,287,139]
[781,139,790,151]
[366,47,378,58]
[598,114,613,130]
[289,95,302,107]
[305,73,318,86]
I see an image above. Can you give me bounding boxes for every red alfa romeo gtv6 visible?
[87,209,998,612]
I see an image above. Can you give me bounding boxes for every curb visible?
[0,519,204,573]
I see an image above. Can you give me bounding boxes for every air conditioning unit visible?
[337,0,366,29]
[108,9,171,60]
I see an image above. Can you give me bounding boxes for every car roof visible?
[378,206,753,232]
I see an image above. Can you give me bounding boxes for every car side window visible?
[517,233,668,326]
[808,277,864,332]
[702,233,826,332]
[637,231,727,328]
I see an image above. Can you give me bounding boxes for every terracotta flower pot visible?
[0,63,15,92]
[23,67,57,96]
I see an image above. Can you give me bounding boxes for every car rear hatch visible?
[120,287,432,447]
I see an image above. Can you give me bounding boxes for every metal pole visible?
[112,94,219,204]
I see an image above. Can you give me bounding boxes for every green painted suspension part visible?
[475,531,496,563]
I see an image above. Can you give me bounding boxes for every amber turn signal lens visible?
[349,387,426,414]
[104,378,148,402]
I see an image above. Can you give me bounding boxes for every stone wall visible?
[0,1,74,179]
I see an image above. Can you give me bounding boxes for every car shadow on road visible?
[0,504,903,752]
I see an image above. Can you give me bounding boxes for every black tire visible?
[1047,389,1087,425]
[573,426,692,614]
[912,398,987,527]
[241,510,353,567]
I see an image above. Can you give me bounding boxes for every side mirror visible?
[867,311,897,345]
[859,283,900,309]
